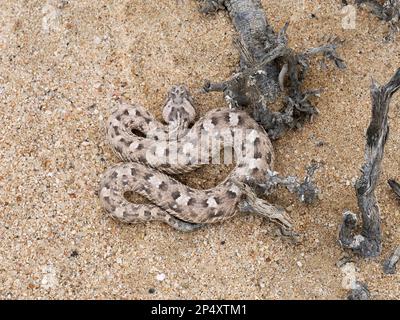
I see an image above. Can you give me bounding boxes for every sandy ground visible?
[0,0,400,299]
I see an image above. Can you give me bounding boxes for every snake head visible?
[163,85,196,128]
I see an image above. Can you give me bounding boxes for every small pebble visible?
[156,273,166,282]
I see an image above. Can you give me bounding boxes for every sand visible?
[0,0,399,299]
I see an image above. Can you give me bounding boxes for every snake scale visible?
[99,85,292,232]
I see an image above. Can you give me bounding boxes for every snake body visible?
[99,86,291,231]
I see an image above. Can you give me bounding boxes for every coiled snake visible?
[99,85,292,232]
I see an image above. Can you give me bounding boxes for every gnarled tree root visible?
[339,68,400,258]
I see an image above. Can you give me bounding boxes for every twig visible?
[252,161,320,204]
[383,246,400,274]
[339,68,400,258]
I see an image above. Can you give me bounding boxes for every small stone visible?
[148,288,156,294]
[285,205,294,212]
[296,261,303,268]
[156,273,166,282]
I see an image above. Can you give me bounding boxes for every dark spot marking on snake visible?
[144,117,151,124]
[159,181,168,191]
[171,191,181,200]
[201,199,209,208]
[144,173,153,181]
[123,109,129,116]
[119,137,130,146]
[211,117,218,125]
[113,126,120,136]
[254,137,261,147]
[254,151,262,159]
[252,167,260,174]
[224,113,230,123]
[227,190,237,198]
[111,171,118,179]
[130,168,136,176]
[266,152,272,165]
[136,143,144,150]
[144,210,151,217]
[103,196,111,204]
[116,115,121,121]
[187,198,196,206]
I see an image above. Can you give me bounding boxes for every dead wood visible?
[383,246,400,274]
[339,68,400,258]
[199,0,345,140]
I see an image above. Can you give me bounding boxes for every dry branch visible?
[339,68,400,258]
[383,246,400,274]
[199,0,345,140]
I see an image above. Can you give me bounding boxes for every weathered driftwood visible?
[339,68,400,258]
[257,161,320,205]
[356,0,400,41]
[383,246,400,274]
[199,0,345,140]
